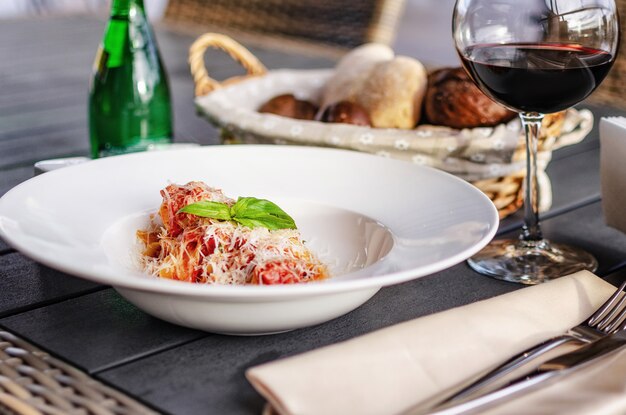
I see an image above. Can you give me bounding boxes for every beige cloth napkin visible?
[246,271,615,415]
[600,117,626,233]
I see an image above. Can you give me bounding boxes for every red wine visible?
[460,43,614,114]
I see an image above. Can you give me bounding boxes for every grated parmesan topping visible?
[138,182,328,285]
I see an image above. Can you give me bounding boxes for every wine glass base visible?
[467,239,598,285]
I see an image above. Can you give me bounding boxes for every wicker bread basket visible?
[189,34,593,219]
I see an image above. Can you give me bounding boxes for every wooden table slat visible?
[0,88,88,115]
[0,239,11,255]
[0,165,34,197]
[0,78,86,103]
[0,289,206,373]
[0,105,88,138]
[0,126,88,169]
[0,15,104,45]
[535,202,626,276]
[0,253,101,318]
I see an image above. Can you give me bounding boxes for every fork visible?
[425,279,626,410]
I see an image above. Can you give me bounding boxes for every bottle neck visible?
[110,0,145,16]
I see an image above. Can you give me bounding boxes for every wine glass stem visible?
[520,112,545,242]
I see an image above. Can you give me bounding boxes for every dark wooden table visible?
[2,15,626,415]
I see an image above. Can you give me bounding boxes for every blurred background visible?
[0,0,459,67]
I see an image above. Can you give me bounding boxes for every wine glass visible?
[453,0,620,284]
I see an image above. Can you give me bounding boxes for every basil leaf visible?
[178,197,296,230]
[233,216,297,231]
[178,200,232,221]
[231,197,297,230]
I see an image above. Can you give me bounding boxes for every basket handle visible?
[188,33,268,97]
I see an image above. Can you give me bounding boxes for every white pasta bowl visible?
[0,146,498,334]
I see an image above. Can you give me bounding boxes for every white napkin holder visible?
[600,117,626,233]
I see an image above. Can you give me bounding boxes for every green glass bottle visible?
[89,0,173,158]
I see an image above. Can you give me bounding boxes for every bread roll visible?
[259,94,318,120]
[318,101,371,126]
[321,43,394,109]
[355,56,427,129]
[425,67,516,128]
[321,43,427,128]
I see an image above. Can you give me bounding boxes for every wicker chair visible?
[164,0,405,55]
[589,0,626,110]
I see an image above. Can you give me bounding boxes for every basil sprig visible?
[178,197,296,230]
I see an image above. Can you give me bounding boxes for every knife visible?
[404,329,626,415]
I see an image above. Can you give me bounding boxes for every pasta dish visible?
[137,181,328,285]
